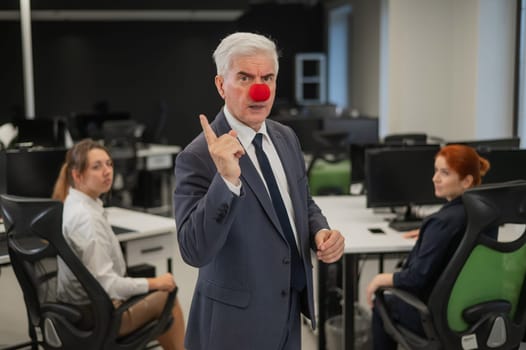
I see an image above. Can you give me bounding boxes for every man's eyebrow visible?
[237,71,254,78]
[236,71,275,79]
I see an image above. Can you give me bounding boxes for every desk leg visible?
[343,254,357,350]
[167,257,172,274]
[317,260,328,350]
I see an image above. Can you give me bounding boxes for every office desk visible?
[314,195,415,350]
[0,207,176,275]
[0,221,7,266]
[106,207,176,274]
[137,143,181,171]
[135,143,181,213]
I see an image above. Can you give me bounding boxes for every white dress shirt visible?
[223,107,301,250]
[56,188,148,304]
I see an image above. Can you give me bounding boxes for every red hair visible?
[436,144,490,186]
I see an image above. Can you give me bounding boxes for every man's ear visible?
[215,75,225,99]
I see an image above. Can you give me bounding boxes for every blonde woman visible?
[53,138,185,350]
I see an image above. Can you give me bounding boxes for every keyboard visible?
[388,220,422,232]
[111,225,134,235]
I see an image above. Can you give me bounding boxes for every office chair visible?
[374,180,526,350]
[0,194,176,350]
[307,130,351,195]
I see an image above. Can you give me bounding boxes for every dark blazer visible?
[394,196,467,300]
[376,197,468,338]
[174,111,329,350]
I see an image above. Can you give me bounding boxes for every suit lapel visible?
[267,124,303,239]
[212,113,283,235]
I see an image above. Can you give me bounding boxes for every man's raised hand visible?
[200,114,245,185]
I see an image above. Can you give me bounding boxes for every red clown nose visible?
[249,84,271,102]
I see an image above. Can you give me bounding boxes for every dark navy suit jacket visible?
[394,196,466,301]
[173,111,329,350]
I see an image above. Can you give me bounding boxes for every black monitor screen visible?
[14,118,66,147]
[71,112,130,141]
[449,137,520,151]
[275,117,324,154]
[365,146,444,208]
[323,117,379,145]
[478,149,526,184]
[0,148,67,198]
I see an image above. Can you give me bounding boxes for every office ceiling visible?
[0,0,321,21]
[0,0,321,10]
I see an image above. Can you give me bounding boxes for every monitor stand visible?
[388,205,422,232]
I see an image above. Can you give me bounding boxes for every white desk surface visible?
[313,195,415,254]
[0,220,5,265]
[106,207,176,242]
[137,144,181,158]
[0,207,176,264]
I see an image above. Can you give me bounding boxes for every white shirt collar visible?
[223,106,269,150]
[67,187,104,214]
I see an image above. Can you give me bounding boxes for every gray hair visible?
[213,32,279,77]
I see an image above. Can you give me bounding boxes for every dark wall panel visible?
[30,21,232,146]
[0,3,324,147]
[0,22,24,121]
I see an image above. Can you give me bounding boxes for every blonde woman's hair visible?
[52,138,110,202]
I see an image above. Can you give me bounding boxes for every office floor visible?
[0,256,409,350]
[0,238,320,350]
[1,255,525,350]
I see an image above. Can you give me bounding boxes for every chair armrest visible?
[462,300,511,325]
[113,287,178,318]
[107,287,178,343]
[377,287,430,316]
[41,303,83,324]
[375,287,439,342]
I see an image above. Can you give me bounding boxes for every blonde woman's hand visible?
[148,273,176,292]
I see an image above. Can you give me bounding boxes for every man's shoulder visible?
[267,118,291,132]
[182,132,206,153]
[266,118,296,140]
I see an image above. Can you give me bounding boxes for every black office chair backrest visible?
[428,180,526,349]
[0,194,175,349]
[0,195,110,349]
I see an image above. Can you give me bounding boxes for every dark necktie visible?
[252,133,306,291]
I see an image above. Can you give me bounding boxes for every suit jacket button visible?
[281,290,288,297]
[282,257,290,264]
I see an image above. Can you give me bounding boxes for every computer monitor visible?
[365,146,445,230]
[70,112,130,141]
[448,137,521,151]
[350,142,438,185]
[478,148,526,184]
[274,116,324,154]
[14,118,66,148]
[0,148,67,198]
[323,117,379,145]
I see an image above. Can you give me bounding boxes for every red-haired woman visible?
[366,144,491,350]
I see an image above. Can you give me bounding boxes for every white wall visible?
[349,0,381,117]
[475,0,517,139]
[379,0,516,141]
[519,2,526,148]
